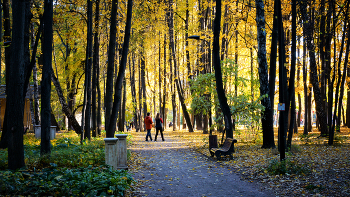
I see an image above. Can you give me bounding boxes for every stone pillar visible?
[104,138,119,170]
[115,134,128,170]
[50,126,56,139]
[34,125,41,139]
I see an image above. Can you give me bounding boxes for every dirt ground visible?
[128,130,276,197]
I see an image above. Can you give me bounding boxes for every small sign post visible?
[278,103,285,111]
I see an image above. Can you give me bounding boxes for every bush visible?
[0,165,133,196]
[0,132,134,196]
[266,158,309,175]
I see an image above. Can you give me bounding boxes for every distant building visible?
[0,85,39,131]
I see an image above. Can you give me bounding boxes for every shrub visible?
[0,165,133,196]
[266,158,309,175]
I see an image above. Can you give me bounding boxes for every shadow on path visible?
[129,130,275,197]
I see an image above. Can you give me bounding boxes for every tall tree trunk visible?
[277,0,287,160]
[40,0,53,156]
[141,50,147,131]
[256,0,275,148]
[296,37,301,128]
[51,68,82,134]
[217,4,228,135]
[83,0,93,140]
[338,16,350,131]
[303,36,308,135]
[107,0,133,136]
[105,0,118,133]
[92,0,100,137]
[121,78,127,131]
[130,53,138,131]
[268,0,278,118]
[7,0,26,170]
[287,0,297,150]
[213,0,232,138]
[162,34,167,129]
[300,0,328,136]
[159,32,162,115]
[307,87,312,134]
[138,56,143,132]
[330,8,349,144]
[166,0,193,132]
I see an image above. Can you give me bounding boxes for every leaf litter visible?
[127,127,350,196]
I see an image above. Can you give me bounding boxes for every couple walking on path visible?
[144,112,165,141]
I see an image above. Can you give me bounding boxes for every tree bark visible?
[7,0,26,170]
[51,68,82,134]
[338,16,350,130]
[141,50,147,131]
[166,0,193,132]
[105,0,118,133]
[303,36,308,135]
[130,52,139,131]
[330,8,349,144]
[255,0,275,148]
[287,0,297,150]
[162,34,167,130]
[300,0,328,136]
[83,0,93,140]
[92,0,101,137]
[107,0,133,136]
[213,0,233,138]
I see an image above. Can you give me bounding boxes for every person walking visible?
[154,113,164,141]
[144,112,153,141]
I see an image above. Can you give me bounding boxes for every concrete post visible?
[104,138,119,170]
[115,134,128,170]
[34,125,41,139]
[50,126,56,139]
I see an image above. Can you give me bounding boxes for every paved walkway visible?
[129,130,276,197]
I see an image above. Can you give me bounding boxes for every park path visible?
[128,130,276,197]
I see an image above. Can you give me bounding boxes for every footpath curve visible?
[128,130,276,197]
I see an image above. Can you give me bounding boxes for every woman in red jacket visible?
[144,112,153,141]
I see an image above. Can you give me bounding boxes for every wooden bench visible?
[210,137,237,160]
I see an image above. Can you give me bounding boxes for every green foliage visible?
[266,158,309,175]
[0,165,133,196]
[0,132,134,196]
[189,59,265,131]
[20,136,106,170]
[189,72,214,116]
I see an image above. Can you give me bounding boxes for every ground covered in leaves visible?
[127,130,275,197]
[181,127,350,197]
[127,127,350,196]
